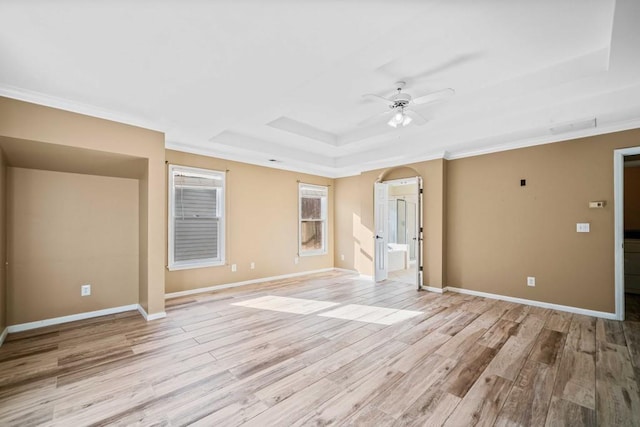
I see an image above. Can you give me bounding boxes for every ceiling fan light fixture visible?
[388,107,412,128]
[388,108,406,127]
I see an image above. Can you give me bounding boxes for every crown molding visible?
[445,117,640,160]
[166,140,342,178]
[0,85,164,133]
[3,84,639,179]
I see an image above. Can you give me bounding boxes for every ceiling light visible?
[388,107,412,128]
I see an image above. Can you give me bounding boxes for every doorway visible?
[615,147,640,321]
[374,177,423,289]
[621,152,640,320]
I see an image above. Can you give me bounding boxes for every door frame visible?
[374,176,423,289]
[374,181,389,282]
[614,146,640,321]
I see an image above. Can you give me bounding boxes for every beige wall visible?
[0,149,6,332]
[333,160,447,287]
[0,97,165,318]
[165,150,334,293]
[334,175,362,274]
[389,183,418,197]
[625,166,640,230]
[335,129,640,313]
[7,168,139,324]
[447,129,640,313]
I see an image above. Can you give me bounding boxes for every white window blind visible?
[169,165,225,270]
[299,183,328,256]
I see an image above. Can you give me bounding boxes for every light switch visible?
[576,223,590,233]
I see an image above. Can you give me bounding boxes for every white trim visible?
[444,286,617,320]
[6,304,140,333]
[614,146,640,321]
[165,268,336,299]
[0,327,8,347]
[0,84,164,133]
[168,164,226,271]
[137,305,167,321]
[298,183,329,257]
[421,285,445,294]
[4,84,640,181]
[333,269,374,281]
[445,118,640,161]
[333,267,359,274]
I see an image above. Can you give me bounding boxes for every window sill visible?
[299,251,328,257]
[167,261,225,271]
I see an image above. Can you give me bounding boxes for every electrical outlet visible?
[576,223,590,233]
[231,264,237,272]
[527,277,535,287]
[250,262,255,270]
[294,256,299,265]
[81,284,91,296]
[341,254,345,261]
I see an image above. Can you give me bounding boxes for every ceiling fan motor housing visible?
[389,92,411,109]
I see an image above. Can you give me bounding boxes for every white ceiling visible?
[1,0,639,178]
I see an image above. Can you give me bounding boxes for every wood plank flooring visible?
[1,270,639,426]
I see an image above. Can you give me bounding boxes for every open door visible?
[374,181,389,282]
[416,177,424,290]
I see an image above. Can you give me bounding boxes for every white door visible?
[374,182,389,282]
[416,177,424,289]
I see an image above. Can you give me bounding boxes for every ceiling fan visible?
[360,81,454,128]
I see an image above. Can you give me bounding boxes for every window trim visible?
[168,164,225,271]
[298,183,328,257]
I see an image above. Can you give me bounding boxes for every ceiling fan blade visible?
[406,53,481,81]
[357,109,394,127]
[412,88,455,105]
[404,109,428,126]
[362,93,394,105]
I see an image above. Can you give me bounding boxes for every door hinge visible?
[419,188,423,194]
[419,266,424,271]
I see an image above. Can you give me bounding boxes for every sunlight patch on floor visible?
[318,304,422,325]
[232,296,422,325]
[232,295,340,314]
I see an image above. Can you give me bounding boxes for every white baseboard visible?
[421,285,445,294]
[0,327,8,347]
[444,286,617,320]
[334,269,373,281]
[333,267,359,274]
[137,304,167,321]
[6,304,140,334]
[165,267,337,299]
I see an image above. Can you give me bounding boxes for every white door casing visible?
[614,146,640,321]
[416,177,424,289]
[374,181,389,282]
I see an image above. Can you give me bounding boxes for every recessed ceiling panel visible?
[1,0,636,178]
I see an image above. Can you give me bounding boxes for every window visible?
[299,183,328,256]
[168,165,225,270]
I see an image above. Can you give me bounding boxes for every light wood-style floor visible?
[1,271,639,426]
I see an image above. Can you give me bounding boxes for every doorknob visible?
[375,235,383,239]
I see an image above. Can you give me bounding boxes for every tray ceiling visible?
[1,0,639,177]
